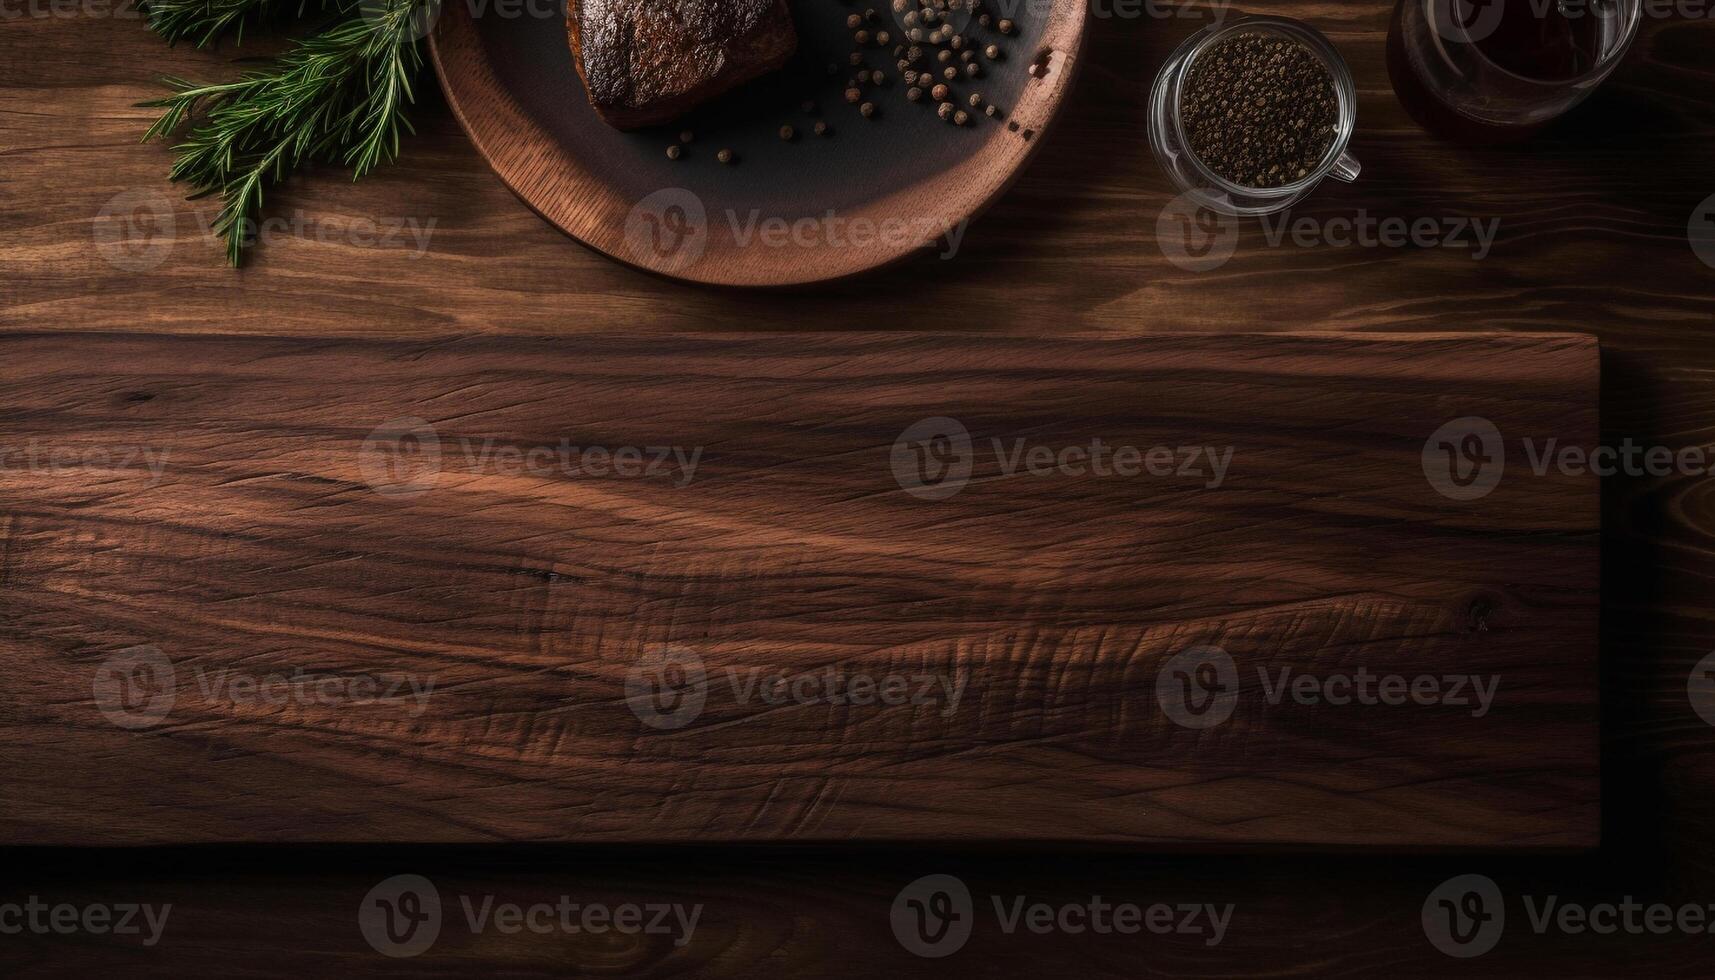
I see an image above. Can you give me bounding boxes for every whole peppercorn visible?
[907,86,924,101]
[937,101,954,120]
[845,86,863,104]
[779,124,795,141]
[938,49,952,63]
[931,83,949,101]
[960,50,975,62]
[954,109,969,125]
[846,13,861,28]
[907,45,923,62]
[666,144,682,160]
[717,148,734,164]
[876,30,891,45]
[943,66,959,81]
[903,10,919,26]
[998,18,1014,34]
[815,120,830,136]
[871,69,885,85]
[855,29,870,44]
[860,101,877,118]
[892,0,908,11]
[984,103,1000,117]
[949,34,964,50]
[978,12,991,26]
[849,51,864,66]
[964,63,980,78]
[968,92,983,107]
[984,43,1001,60]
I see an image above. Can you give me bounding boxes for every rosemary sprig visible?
[138,0,425,266]
[142,0,328,49]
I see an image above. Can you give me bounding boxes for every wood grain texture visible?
[0,331,1598,847]
[3,3,1714,332]
[428,0,1088,284]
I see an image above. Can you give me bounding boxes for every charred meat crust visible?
[568,0,798,129]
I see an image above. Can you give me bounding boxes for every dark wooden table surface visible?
[4,0,1715,975]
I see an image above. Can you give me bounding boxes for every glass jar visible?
[1148,14,1361,217]
[1386,0,1642,141]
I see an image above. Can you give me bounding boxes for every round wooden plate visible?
[428,0,1086,285]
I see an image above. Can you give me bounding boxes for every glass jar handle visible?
[1329,151,1361,183]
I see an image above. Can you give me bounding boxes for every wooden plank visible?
[2,8,1713,334]
[0,332,1599,846]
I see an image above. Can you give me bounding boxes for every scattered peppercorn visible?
[998,18,1014,34]
[845,87,863,104]
[908,86,924,101]
[954,109,969,125]
[943,66,958,81]
[968,92,983,107]
[932,83,949,101]
[860,101,877,118]
[815,120,830,136]
[937,101,955,120]
[984,43,1001,60]
[666,144,682,160]
[985,103,1000,117]
[779,124,795,141]
[717,148,734,164]
[846,13,861,28]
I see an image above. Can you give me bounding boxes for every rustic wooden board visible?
[0,331,1598,847]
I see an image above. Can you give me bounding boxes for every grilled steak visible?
[567,0,798,130]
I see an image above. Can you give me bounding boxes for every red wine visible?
[1474,0,1605,79]
[1387,0,1611,142]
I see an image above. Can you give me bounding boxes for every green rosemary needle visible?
[139,0,425,266]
